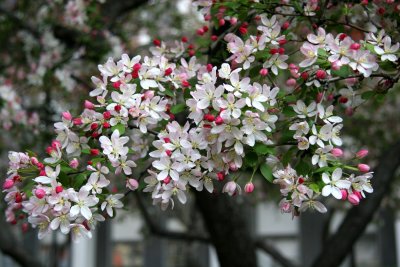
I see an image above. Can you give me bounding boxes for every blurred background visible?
[0,0,400,267]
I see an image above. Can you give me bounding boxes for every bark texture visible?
[195,191,258,267]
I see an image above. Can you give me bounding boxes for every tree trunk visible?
[195,190,257,267]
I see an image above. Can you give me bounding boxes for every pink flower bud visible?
[345,77,358,86]
[126,179,139,191]
[143,90,155,100]
[340,189,348,200]
[3,179,14,189]
[345,107,354,116]
[331,148,344,157]
[223,181,237,195]
[62,111,72,121]
[259,68,268,76]
[348,193,360,205]
[316,92,324,103]
[35,188,46,199]
[84,100,95,110]
[52,140,61,149]
[316,70,327,80]
[350,43,361,50]
[39,170,46,176]
[229,162,238,172]
[30,157,39,166]
[282,21,290,30]
[69,158,79,169]
[55,186,63,194]
[354,190,363,199]
[356,149,369,159]
[357,164,370,173]
[286,78,296,87]
[73,117,83,125]
[215,116,224,125]
[196,28,205,36]
[230,17,238,25]
[331,60,342,70]
[217,172,225,181]
[290,67,300,78]
[244,182,255,193]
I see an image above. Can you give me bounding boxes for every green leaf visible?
[282,146,297,166]
[111,123,126,135]
[91,157,105,165]
[313,166,333,174]
[317,48,328,57]
[331,65,352,78]
[245,152,259,168]
[61,165,74,173]
[170,103,186,114]
[380,61,397,72]
[296,160,311,176]
[260,163,273,183]
[309,183,320,193]
[282,106,297,117]
[82,149,90,154]
[361,91,375,100]
[254,143,275,155]
[74,173,87,189]
[164,88,175,97]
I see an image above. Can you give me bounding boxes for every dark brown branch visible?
[255,239,298,267]
[134,191,210,243]
[311,140,400,267]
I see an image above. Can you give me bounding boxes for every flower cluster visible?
[3,0,400,241]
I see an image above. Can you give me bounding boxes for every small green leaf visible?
[254,143,275,155]
[309,183,320,193]
[331,65,352,78]
[164,88,175,97]
[296,160,311,176]
[111,123,126,135]
[282,106,297,117]
[74,173,87,188]
[245,152,259,168]
[260,163,273,183]
[61,165,74,173]
[170,103,186,114]
[317,48,328,57]
[91,157,105,165]
[82,149,90,154]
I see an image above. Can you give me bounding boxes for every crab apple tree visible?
[2,1,400,266]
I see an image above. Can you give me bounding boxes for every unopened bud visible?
[126,179,139,191]
[348,193,360,205]
[331,148,344,157]
[244,182,255,193]
[35,188,46,199]
[356,149,369,159]
[62,111,72,121]
[69,158,79,169]
[358,164,370,173]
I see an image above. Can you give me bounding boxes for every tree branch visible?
[134,191,210,243]
[255,239,298,267]
[0,218,44,267]
[311,140,400,267]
